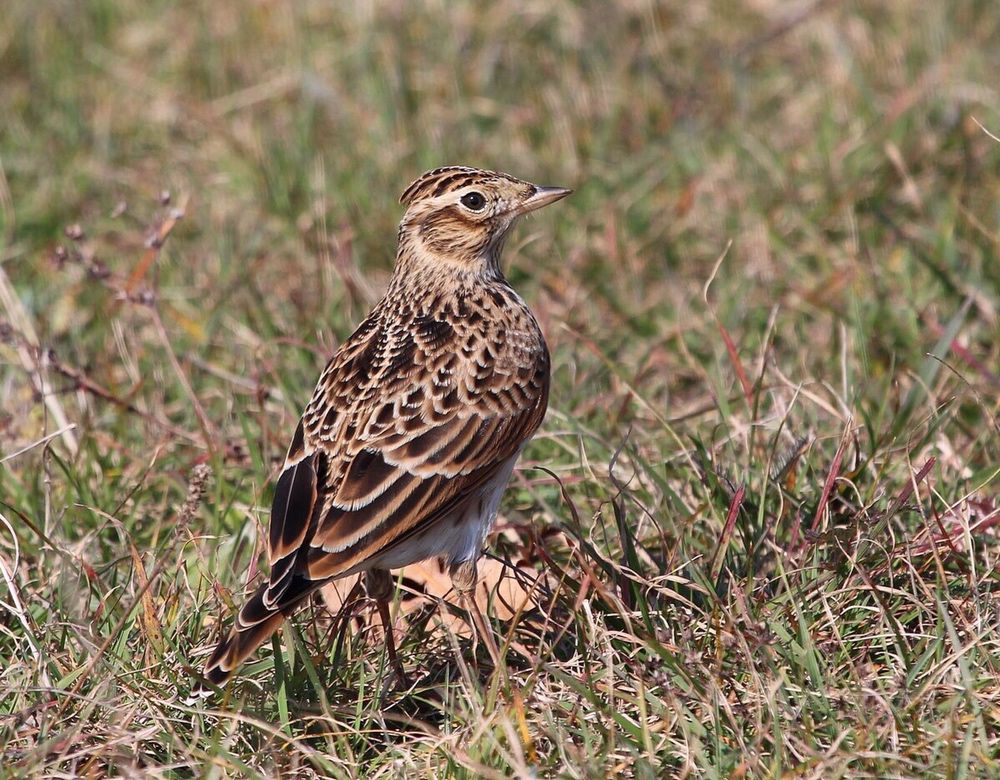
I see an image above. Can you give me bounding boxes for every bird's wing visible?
[261,308,549,608]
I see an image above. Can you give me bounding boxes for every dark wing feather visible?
[264,451,318,605]
[268,455,317,560]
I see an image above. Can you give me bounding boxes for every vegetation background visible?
[1,1,998,777]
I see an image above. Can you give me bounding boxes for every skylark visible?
[202,166,570,687]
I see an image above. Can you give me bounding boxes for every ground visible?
[1,1,999,777]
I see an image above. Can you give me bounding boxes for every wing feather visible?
[333,447,406,508]
[267,454,317,565]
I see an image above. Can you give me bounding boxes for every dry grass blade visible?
[128,541,164,657]
[0,265,78,456]
[710,483,745,584]
[125,194,189,294]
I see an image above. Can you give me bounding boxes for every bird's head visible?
[396,166,571,275]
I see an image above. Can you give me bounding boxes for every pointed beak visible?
[516,185,573,215]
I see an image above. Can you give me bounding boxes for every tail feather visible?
[200,577,317,688]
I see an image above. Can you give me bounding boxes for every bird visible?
[200,166,571,688]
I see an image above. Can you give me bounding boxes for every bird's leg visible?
[365,568,408,684]
[449,559,503,672]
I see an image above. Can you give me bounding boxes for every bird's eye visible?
[460,191,487,211]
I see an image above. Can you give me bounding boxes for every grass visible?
[1,0,999,776]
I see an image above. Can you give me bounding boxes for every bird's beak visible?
[516,186,573,215]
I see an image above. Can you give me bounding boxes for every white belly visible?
[366,450,521,571]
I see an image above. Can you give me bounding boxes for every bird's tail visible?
[200,578,316,688]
